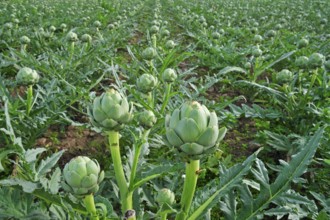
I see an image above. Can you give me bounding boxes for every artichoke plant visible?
[88,89,132,131]
[164,101,226,160]
[62,156,104,197]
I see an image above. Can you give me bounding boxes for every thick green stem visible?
[175,160,200,220]
[160,83,172,114]
[160,213,168,220]
[26,85,33,116]
[108,131,132,214]
[84,194,99,220]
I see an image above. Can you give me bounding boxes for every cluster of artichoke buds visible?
[16,67,40,86]
[164,101,227,160]
[88,89,133,131]
[62,156,104,197]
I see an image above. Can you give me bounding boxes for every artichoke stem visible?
[160,83,171,114]
[83,194,99,220]
[160,213,168,220]
[26,85,33,116]
[176,160,200,220]
[108,131,132,214]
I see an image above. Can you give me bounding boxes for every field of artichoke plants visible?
[0,0,329,219]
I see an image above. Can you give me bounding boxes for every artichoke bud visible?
[20,36,31,44]
[165,40,175,49]
[276,69,293,84]
[150,25,159,34]
[142,47,157,60]
[16,67,40,86]
[62,156,104,197]
[138,110,157,128]
[66,32,78,42]
[88,89,133,131]
[308,53,325,68]
[81,34,92,43]
[164,101,227,160]
[156,188,175,205]
[295,56,309,69]
[136,73,158,93]
[297,38,308,49]
[162,68,177,83]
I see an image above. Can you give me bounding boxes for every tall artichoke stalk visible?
[164,101,227,220]
[88,89,134,217]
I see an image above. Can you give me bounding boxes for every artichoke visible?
[276,69,293,84]
[88,89,132,131]
[16,67,40,86]
[66,31,78,42]
[308,53,325,68]
[295,56,309,69]
[142,47,157,60]
[20,36,30,44]
[138,110,157,128]
[81,34,92,43]
[165,40,175,49]
[162,68,177,83]
[136,73,158,93]
[62,156,104,197]
[164,101,227,160]
[297,38,308,49]
[156,188,175,205]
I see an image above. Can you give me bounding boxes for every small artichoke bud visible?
[265,29,276,38]
[4,22,13,29]
[142,47,157,60]
[308,53,325,68]
[93,20,102,28]
[297,38,308,49]
[252,46,262,57]
[295,56,309,69]
[276,69,293,84]
[162,68,177,83]
[49,25,56,32]
[253,34,263,43]
[138,110,157,128]
[20,36,31,44]
[88,89,133,131]
[62,156,104,197]
[136,73,158,93]
[156,188,175,205]
[66,32,78,42]
[150,25,159,34]
[81,34,92,43]
[16,67,40,86]
[165,40,176,49]
[244,62,252,69]
[211,32,221,39]
[164,101,227,160]
[161,29,170,37]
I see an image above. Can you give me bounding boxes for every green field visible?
[0,0,329,219]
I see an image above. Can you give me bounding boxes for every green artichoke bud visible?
[276,69,293,84]
[60,23,67,30]
[156,188,175,205]
[253,34,263,43]
[162,68,177,83]
[20,36,30,44]
[81,34,92,43]
[295,56,309,69]
[93,20,102,28]
[4,22,13,29]
[142,47,157,60]
[138,110,157,128]
[165,40,176,49]
[150,25,159,34]
[244,62,252,69]
[164,101,227,160]
[62,156,104,197]
[161,29,170,37]
[107,23,115,29]
[88,89,132,131]
[265,29,276,38]
[297,38,308,49]
[66,32,78,42]
[212,32,221,39]
[16,67,40,86]
[136,73,158,92]
[49,25,56,32]
[252,46,262,57]
[308,53,325,68]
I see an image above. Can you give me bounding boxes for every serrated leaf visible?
[188,149,260,220]
[237,128,324,220]
[217,66,246,76]
[36,150,64,178]
[0,149,16,171]
[49,168,61,194]
[0,179,39,193]
[25,148,47,163]
[219,190,237,220]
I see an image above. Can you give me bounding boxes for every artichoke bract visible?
[164,101,227,160]
[88,89,132,131]
[62,156,104,197]
[16,67,40,86]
